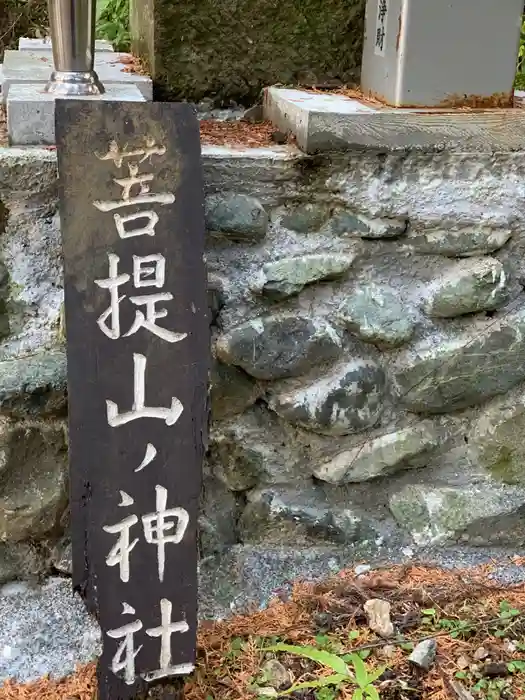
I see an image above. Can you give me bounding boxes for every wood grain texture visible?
[264,88,525,152]
[308,110,525,152]
[55,101,209,700]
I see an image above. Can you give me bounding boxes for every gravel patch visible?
[0,578,101,684]
[1,545,524,683]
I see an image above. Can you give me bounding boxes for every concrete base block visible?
[264,86,525,153]
[7,83,145,146]
[19,37,114,52]
[2,50,151,101]
[514,90,525,109]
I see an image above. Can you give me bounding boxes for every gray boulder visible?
[205,193,268,242]
[216,315,342,380]
[0,421,68,543]
[424,258,510,318]
[258,252,357,300]
[394,309,525,412]
[406,227,512,257]
[239,485,379,545]
[338,285,415,348]
[389,483,525,546]
[313,421,441,483]
[268,359,387,435]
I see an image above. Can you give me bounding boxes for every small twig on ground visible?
[345,613,525,655]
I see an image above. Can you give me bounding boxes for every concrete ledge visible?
[7,83,145,146]
[19,37,113,52]
[2,50,151,101]
[264,87,525,152]
[514,90,525,109]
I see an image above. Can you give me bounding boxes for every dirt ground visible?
[1,563,525,700]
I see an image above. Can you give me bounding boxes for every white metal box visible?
[361,0,523,107]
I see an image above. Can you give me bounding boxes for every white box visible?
[361,0,523,107]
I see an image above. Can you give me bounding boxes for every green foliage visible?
[498,600,520,621]
[314,634,344,654]
[421,600,523,643]
[455,670,513,700]
[260,642,384,699]
[225,636,246,660]
[96,0,130,52]
[421,608,473,639]
[315,688,338,700]
[515,73,525,91]
[508,660,525,674]
[266,643,350,676]
[490,600,522,638]
[0,0,130,59]
[515,15,525,88]
[518,16,525,70]
[0,0,49,58]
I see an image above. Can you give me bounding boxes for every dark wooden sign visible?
[55,101,209,700]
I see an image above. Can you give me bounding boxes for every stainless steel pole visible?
[45,0,105,95]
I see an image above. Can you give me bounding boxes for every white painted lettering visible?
[95,253,129,340]
[133,254,165,288]
[96,138,167,168]
[142,485,189,582]
[135,443,157,472]
[107,614,143,685]
[93,163,174,212]
[96,253,186,343]
[143,598,192,682]
[107,353,184,427]
[103,514,139,583]
[114,211,159,239]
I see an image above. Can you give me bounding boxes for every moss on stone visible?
[487,446,521,484]
[481,444,525,485]
[389,485,472,546]
[471,394,525,485]
[131,0,365,104]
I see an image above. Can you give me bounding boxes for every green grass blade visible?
[265,643,351,676]
[96,0,111,20]
[348,653,369,687]
[366,686,380,700]
[366,665,386,684]
[275,674,350,696]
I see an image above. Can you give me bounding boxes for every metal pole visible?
[45,0,105,95]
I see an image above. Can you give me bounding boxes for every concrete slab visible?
[264,86,525,153]
[7,83,145,146]
[2,50,151,100]
[514,90,525,109]
[19,37,114,51]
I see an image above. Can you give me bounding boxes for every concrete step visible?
[264,86,525,153]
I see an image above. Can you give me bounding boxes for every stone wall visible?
[1,144,525,584]
[130,0,366,104]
